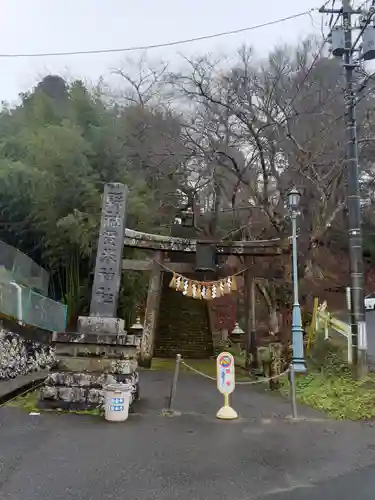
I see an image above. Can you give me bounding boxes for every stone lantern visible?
[129,317,144,347]
[231,322,244,336]
[230,322,245,349]
[181,206,194,227]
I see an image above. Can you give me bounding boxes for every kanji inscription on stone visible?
[90,183,128,318]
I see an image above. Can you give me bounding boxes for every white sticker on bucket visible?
[110,406,124,412]
[111,398,124,405]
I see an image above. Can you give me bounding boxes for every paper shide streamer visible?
[169,273,237,300]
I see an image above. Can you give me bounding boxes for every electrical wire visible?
[329,0,337,29]
[302,74,375,148]
[296,3,375,148]
[270,10,341,129]
[358,69,375,92]
[2,4,366,157]
[287,11,341,112]
[352,0,375,52]
[0,10,316,59]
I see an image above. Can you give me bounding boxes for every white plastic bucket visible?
[104,383,131,422]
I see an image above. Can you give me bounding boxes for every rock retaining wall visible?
[39,332,140,412]
[40,371,139,411]
[0,327,55,380]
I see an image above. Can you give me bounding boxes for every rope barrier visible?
[236,369,290,385]
[180,361,216,380]
[180,360,289,385]
[175,356,298,419]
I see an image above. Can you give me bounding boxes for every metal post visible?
[289,364,298,419]
[346,286,353,364]
[10,281,23,325]
[343,0,367,377]
[247,275,258,371]
[324,313,330,341]
[168,354,181,410]
[291,212,307,373]
[250,278,257,366]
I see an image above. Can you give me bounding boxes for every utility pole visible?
[320,0,375,376]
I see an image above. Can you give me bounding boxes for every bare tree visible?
[108,55,192,221]
[112,54,170,109]
[170,40,349,335]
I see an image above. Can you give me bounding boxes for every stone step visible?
[155,347,213,356]
[155,343,213,352]
[155,344,212,351]
[154,352,211,359]
[156,338,210,344]
[155,276,213,361]
[156,343,211,349]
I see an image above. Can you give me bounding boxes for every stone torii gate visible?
[122,228,285,366]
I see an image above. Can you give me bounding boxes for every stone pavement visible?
[1,370,375,499]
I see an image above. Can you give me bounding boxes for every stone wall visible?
[40,371,139,411]
[0,326,55,380]
[39,332,140,411]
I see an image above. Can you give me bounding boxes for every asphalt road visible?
[2,371,375,499]
[263,464,375,499]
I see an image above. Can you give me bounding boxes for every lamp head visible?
[287,187,301,211]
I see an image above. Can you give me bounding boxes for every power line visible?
[301,79,374,151]
[286,9,374,125]
[287,11,341,111]
[265,11,341,133]
[0,10,316,59]
[358,69,375,92]
[301,12,375,149]
[329,1,338,29]
[352,0,375,52]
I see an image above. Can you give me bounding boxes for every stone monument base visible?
[39,331,140,412]
[39,371,139,411]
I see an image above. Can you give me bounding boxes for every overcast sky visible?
[0,0,352,103]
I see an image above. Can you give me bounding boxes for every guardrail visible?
[0,280,67,332]
[308,298,352,364]
[0,240,49,295]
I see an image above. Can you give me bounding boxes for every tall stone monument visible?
[78,182,128,337]
[40,183,140,412]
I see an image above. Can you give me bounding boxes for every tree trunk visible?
[256,280,280,336]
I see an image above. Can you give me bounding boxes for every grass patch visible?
[281,371,375,420]
[6,389,40,412]
[280,334,375,420]
[147,357,251,381]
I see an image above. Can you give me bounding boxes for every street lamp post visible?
[287,187,307,373]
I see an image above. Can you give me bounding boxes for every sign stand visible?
[216,352,238,420]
